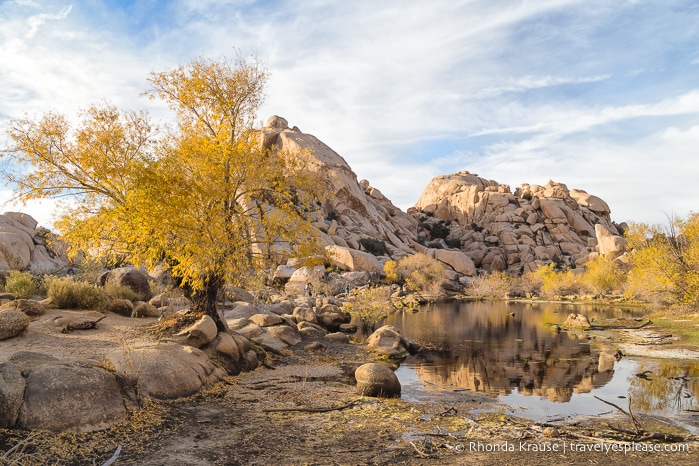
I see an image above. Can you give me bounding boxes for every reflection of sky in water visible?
[389,302,699,433]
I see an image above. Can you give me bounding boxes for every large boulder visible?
[0,309,30,340]
[174,315,218,348]
[325,245,383,273]
[355,363,401,398]
[18,362,130,431]
[1,352,135,432]
[100,267,152,301]
[106,344,226,400]
[366,325,410,359]
[0,363,25,427]
[429,248,476,276]
[267,325,302,346]
[595,224,626,258]
[0,299,45,317]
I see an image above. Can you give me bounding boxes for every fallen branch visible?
[263,399,362,413]
[594,395,643,435]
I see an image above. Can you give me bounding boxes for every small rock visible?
[303,341,327,351]
[543,427,559,438]
[103,299,134,317]
[564,313,591,329]
[249,313,284,327]
[131,302,161,318]
[325,332,350,344]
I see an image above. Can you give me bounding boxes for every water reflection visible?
[386,301,698,418]
[387,301,635,401]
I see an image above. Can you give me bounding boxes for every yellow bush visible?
[580,255,625,295]
[383,260,399,284]
[467,271,513,298]
[396,253,447,295]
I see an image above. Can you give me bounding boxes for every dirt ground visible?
[1,309,699,465]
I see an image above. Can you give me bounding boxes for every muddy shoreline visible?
[3,313,699,465]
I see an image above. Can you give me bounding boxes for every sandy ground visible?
[1,309,699,465]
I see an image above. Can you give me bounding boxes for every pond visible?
[385,301,699,432]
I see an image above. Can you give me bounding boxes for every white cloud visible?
[1,0,698,228]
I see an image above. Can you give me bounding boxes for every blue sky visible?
[1,0,698,228]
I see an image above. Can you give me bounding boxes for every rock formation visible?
[259,118,627,291]
[0,212,69,275]
[412,172,626,277]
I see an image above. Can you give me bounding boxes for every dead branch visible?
[593,395,643,435]
[263,399,361,413]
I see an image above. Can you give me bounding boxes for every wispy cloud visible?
[1,0,698,227]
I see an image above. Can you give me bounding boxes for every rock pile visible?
[412,172,626,276]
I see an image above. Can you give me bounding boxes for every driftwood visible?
[263,399,362,413]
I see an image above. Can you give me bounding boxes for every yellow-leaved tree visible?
[2,54,323,330]
[625,213,699,308]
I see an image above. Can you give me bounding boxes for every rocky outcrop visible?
[413,173,626,276]
[258,118,626,292]
[0,212,69,275]
[106,343,226,400]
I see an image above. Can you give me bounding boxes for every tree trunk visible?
[184,272,227,332]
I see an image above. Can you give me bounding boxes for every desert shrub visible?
[342,285,393,334]
[397,253,448,296]
[515,269,544,297]
[467,271,513,299]
[105,283,141,303]
[45,276,108,309]
[4,270,38,299]
[580,255,626,295]
[358,238,388,256]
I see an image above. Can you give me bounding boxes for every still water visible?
[385,301,699,429]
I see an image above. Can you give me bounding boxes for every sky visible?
[1,0,698,229]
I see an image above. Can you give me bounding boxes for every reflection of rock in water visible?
[397,303,616,402]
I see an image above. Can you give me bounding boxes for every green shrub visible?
[4,270,38,299]
[46,276,108,309]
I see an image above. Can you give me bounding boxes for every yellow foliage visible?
[342,286,394,333]
[395,253,447,295]
[383,260,399,284]
[2,53,324,326]
[530,263,582,298]
[580,255,625,295]
[625,214,699,308]
[467,271,513,299]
